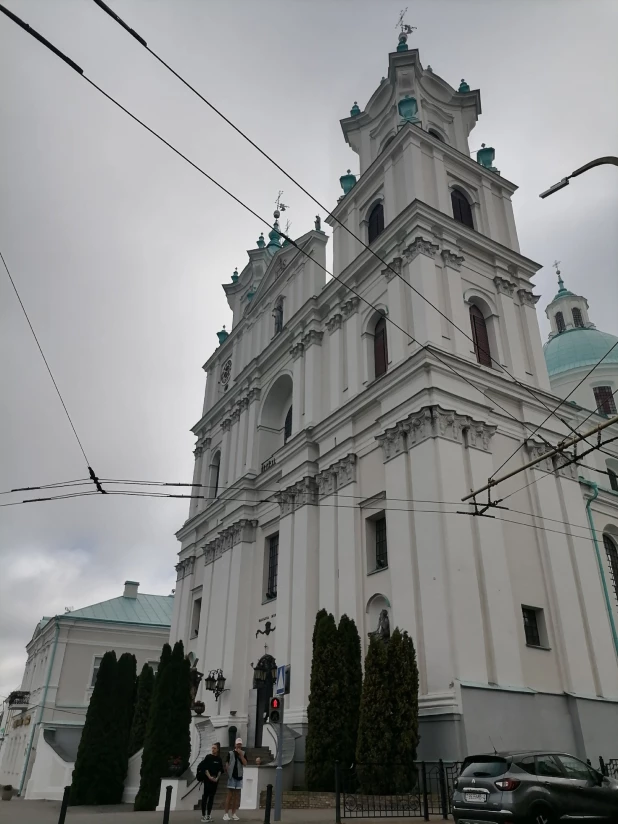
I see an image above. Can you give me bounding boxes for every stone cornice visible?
[404,236,440,262]
[302,329,324,349]
[326,313,343,334]
[341,296,361,318]
[518,288,540,307]
[176,555,196,580]
[376,404,496,462]
[290,341,304,360]
[382,256,403,283]
[494,276,516,297]
[526,441,578,480]
[441,249,465,271]
[203,518,259,565]
[275,476,319,516]
[315,453,358,498]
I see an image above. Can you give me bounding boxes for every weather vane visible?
[396,7,416,36]
[275,191,289,215]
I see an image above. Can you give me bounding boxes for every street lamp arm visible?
[540,156,618,198]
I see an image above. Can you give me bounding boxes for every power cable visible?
[0,479,91,495]
[89,0,596,453]
[0,3,556,453]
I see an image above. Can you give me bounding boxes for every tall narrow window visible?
[470,305,491,367]
[555,311,566,333]
[374,317,388,377]
[608,467,618,492]
[191,598,202,638]
[522,607,541,647]
[284,405,292,443]
[266,533,279,600]
[451,189,474,228]
[367,203,385,244]
[594,386,617,416]
[375,517,388,569]
[572,307,584,328]
[90,657,103,688]
[603,534,618,603]
[210,451,221,498]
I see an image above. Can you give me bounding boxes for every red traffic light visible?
[271,697,281,709]
[269,695,283,723]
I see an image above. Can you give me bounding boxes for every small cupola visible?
[545,264,593,339]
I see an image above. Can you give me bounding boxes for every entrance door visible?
[255,681,273,747]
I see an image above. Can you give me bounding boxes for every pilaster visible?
[440,248,469,357]
[493,274,527,380]
[244,388,261,474]
[326,314,343,412]
[290,341,305,434]
[302,330,324,426]
[342,298,362,397]
[382,257,408,364]
[518,289,551,389]
[404,237,441,347]
[220,418,232,489]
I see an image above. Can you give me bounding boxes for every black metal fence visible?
[335,760,461,820]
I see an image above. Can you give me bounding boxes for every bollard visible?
[421,762,429,821]
[264,782,273,824]
[57,786,70,824]
[162,784,173,824]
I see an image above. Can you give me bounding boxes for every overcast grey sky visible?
[1,0,617,699]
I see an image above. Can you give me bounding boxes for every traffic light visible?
[269,696,283,724]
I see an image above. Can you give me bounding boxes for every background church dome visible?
[544,327,618,378]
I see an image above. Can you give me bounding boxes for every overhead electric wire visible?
[0,478,91,495]
[1,3,568,461]
[89,0,598,454]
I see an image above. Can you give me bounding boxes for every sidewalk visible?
[0,799,450,824]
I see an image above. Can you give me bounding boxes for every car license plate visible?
[464,792,486,803]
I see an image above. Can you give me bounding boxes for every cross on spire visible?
[553,260,566,292]
[396,7,416,35]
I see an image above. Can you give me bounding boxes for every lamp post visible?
[203,669,227,700]
[539,156,618,199]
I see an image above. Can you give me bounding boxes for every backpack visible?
[196,759,207,783]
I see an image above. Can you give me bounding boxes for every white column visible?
[479,178,501,243]
[198,439,212,507]
[501,193,520,252]
[440,251,469,357]
[494,277,527,379]
[235,399,249,480]
[317,470,338,616]
[190,444,204,518]
[244,388,261,474]
[302,331,324,427]
[288,484,319,719]
[432,149,451,214]
[220,419,232,489]
[400,134,425,210]
[518,290,551,389]
[290,342,304,434]
[336,462,363,629]
[342,298,362,397]
[274,500,295,679]
[227,412,240,487]
[405,238,442,348]
[383,259,409,364]
[383,160,396,225]
[326,315,343,411]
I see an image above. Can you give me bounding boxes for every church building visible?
[171,30,618,773]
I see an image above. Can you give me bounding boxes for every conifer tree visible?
[128,663,155,756]
[386,629,419,792]
[312,608,328,650]
[338,615,362,769]
[167,641,192,770]
[110,652,137,802]
[70,651,118,805]
[306,611,342,791]
[134,644,173,811]
[356,636,390,793]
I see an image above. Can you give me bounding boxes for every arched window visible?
[284,405,292,443]
[603,534,618,602]
[374,316,388,377]
[451,189,474,228]
[607,466,618,492]
[555,311,566,333]
[594,386,617,416]
[210,451,221,498]
[368,203,385,244]
[470,304,492,366]
[572,307,584,328]
[428,128,445,142]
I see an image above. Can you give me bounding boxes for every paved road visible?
[0,799,450,824]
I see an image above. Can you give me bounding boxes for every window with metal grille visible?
[451,189,474,228]
[555,311,566,333]
[91,657,103,687]
[284,406,292,443]
[368,203,385,244]
[608,468,618,492]
[375,517,388,569]
[603,534,618,604]
[572,307,584,328]
[374,317,388,378]
[266,534,279,600]
[470,305,491,366]
[594,386,617,416]
[522,607,541,647]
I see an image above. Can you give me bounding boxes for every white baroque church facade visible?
[171,35,618,771]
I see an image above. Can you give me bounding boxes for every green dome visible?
[544,327,618,377]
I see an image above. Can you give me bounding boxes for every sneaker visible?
[223,815,230,821]
[232,816,240,821]
[201,817,207,823]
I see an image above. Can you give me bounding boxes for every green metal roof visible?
[65,593,174,626]
[544,327,618,377]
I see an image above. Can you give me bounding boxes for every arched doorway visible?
[252,654,277,746]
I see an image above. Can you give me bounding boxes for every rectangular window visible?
[522,606,542,647]
[608,468,618,492]
[375,517,388,569]
[366,511,388,572]
[191,598,202,638]
[603,534,618,604]
[90,656,103,688]
[594,386,617,416]
[266,533,279,600]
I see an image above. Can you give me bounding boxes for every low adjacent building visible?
[0,581,173,799]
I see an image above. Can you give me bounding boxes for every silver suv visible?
[452,751,618,823]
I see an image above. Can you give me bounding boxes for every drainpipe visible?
[19,618,60,796]
[582,480,618,659]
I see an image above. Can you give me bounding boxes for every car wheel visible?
[528,803,556,824]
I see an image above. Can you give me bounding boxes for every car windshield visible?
[460,757,508,778]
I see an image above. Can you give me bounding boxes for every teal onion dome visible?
[216,326,229,344]
[350,101,361,117]
[257,233,265,249]
[458,79,470,93]
[554,272,575,299]
[231,267,239,283]
[267,217,282,250]
[339,169,357,195]
[544,328,618,378]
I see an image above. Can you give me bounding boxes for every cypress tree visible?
[306,612,342,791]
[312,608,328,650]
[338,615,362,769]
[167,641,192,770]
[110,652,137,802]
[71,651,118,805]
[386,629,419,792]
[128,663,155,756]
[356,636,390,793]
[134,644,174,811]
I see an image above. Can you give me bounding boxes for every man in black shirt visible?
[197,743,224,822]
